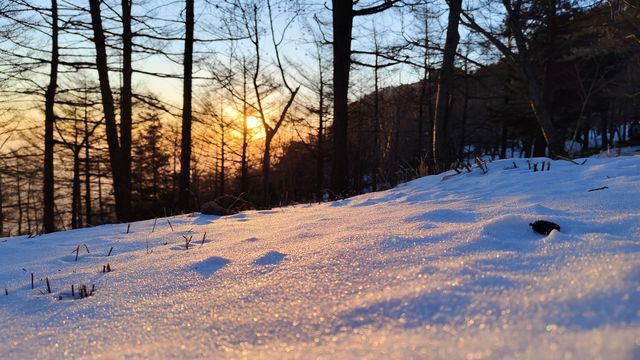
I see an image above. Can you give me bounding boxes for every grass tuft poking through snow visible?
[1,152,640,359]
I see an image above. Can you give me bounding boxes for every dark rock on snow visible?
[529,220,560,235]
[200,201,238,216]
[214,195,255,212]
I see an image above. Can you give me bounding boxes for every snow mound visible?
[1,154,640,359]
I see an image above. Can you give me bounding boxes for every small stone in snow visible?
[529,220,560,235]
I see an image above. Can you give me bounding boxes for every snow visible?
[1,152,640,359]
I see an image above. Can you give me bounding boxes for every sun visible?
[246,115,261,129]
[224,106,262,131]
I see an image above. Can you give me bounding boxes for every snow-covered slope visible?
[1,154,639,359]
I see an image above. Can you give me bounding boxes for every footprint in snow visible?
[58,254,100,263]
[254,251,286,266]
[410,208,476,223]
[227,213,248,222]
[193,256,230,277]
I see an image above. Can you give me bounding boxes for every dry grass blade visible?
[200,232,207,247]
[182,235,194,250]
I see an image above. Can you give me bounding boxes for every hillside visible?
[1,152,639,359]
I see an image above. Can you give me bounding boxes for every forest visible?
[0,0,638,235]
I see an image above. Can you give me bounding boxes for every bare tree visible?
[215,0,300,207]
[432,0,462,172]
[462,1,567,157]
[120,0,133,217]
[179,0,195,212]
[254,1,300,207]
[43,0,58,233]
[287,34,332,200]
[331,0,399,196]
[54,84,101,229]
[240,58,250,196]
[88,0,132,221]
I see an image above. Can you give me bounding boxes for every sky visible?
[70,0,452,109]
[0,0,496,152]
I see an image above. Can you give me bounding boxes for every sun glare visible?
[224,106,238,118]
[246,116,260,129]
[224,106,262,132]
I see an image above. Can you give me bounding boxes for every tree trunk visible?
[120,0,133,219]
[26,177,32,234]
[97,162,105,223]
[219,122,225,196]
[608,106,616,146]
[500,122,507,159]
[426,71,434,167]
[522,62,565,157]
[179,0,194,212]
[505,0,565,158]
[0,172,3,235]
[582,125,590,152]
[533,128,547,157]
[84,107,92,226]
[16,162,22,235]
[316,66,325,200]
[372,50,380,192]
[152,135,160,201]
[72,151,81,229]
[417,75,427,162]
[330,0,353,195]
[459,60,470,159]
[89,0,128,221]
[262,137,272,208]
[601,110,609,150]
[390,103,402,187]
[432,0,462,173]
[172,129,178,199]
[43,0,58,233]
[241,60,249,196]
[417,14,430,163]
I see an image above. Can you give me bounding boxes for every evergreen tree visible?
[132,113,172,218]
